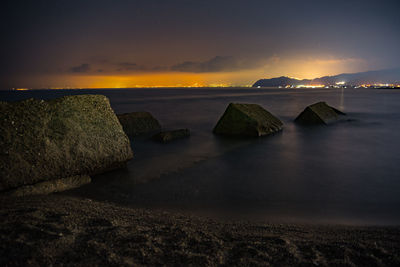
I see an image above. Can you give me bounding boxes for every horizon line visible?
[8,85,254,91]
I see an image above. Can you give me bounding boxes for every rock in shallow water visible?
[294,102,346,125]
[0,95,133,193]
[117,112,161,137]
[5,175,91,197]
[153,129,190,143]
[213,103,283,137]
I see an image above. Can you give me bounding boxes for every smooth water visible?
[2,88,400,225]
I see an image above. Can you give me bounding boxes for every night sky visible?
[2,0,400,88]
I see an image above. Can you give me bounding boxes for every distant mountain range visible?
[252,68,400,87]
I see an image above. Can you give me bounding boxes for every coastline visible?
[1,194,399,266]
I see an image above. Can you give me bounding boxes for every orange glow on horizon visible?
[14,72,245,89]
[8,57,371,89]
[86,73,207,88]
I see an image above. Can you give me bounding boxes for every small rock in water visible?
[153,129,190,143]
[295,102,346,125]
[117,112,161,137]
[213,103,283,137]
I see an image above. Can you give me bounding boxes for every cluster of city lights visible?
[275,81,400,89]
[295,84,325,88]
[11,83,236,90]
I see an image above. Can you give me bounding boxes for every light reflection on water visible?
[2,88,400,225]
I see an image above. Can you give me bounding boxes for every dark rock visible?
[5,175,91,197]
[294,102,346,125]
[213,103,283,137]
[0,95,133,193]
[153,129,190,143]
[117,112,161,137]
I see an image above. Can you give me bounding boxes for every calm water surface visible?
[2,88,400,225]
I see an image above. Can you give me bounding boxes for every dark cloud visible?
[69,63,90,73]
[116,62,168,72]
[114,57,261,73]
[151,66,168,71]
[115,57,265,73]
[170,56,264,73]
[117,62,147,71]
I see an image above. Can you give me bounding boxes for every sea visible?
[1,87,400,225]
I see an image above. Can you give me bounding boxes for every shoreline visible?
[1,194,399,266]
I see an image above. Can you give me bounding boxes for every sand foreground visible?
[1,195,399,266]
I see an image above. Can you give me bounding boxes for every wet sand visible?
[1,195,399,266]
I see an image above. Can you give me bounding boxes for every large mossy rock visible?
[294,102,346,125]
[213,103,283,137]
[0,95,133,193]
[117,112,161,137]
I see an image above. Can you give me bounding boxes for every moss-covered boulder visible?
[0,95,133,194]
[213,103,283,137]
[294,102,346,125]
[117,112,161,137]
[153,129,190,143]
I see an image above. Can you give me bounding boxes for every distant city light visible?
[296,84,325,88]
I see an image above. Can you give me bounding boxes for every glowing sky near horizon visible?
[1,0,399,88]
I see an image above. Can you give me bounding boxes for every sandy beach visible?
[1,194,399,266]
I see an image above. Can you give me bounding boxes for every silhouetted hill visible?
[253,68,400,87]
[253,76,311,87]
